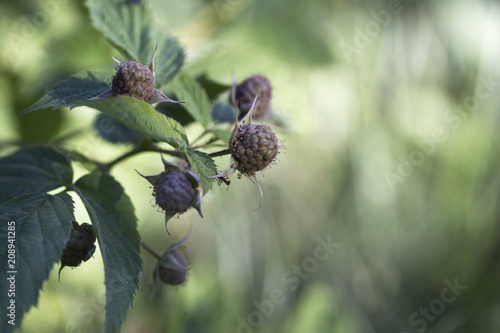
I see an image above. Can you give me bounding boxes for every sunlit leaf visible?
[94,113,144,146]
[172,73,213,128]
[81,95,188,152]
[86,0,184,86]
[186,150,216,194]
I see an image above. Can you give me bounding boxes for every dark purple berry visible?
[158,249,188,285]
[234,75,272,120]
[154,170,197,215]
[58,221,97,282]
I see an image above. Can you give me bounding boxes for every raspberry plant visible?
[0,1,283,332]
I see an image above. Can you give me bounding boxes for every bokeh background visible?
[1,0,500,332]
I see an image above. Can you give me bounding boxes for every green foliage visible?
[6,0,240,332]
[81,95,189,151]
[94,113,144,146]
[85,0,184,85]
[75,172,142,333]
[0,193,74,333]
[0,146,73,202]
[21,70,112,115]
[172,73,213,128]
[187,150,217,194]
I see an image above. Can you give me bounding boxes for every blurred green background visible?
[1,0,500,332]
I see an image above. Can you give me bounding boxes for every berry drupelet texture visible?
[230,124,279,176]
[234,75,272,120]
[111,61,155,101]
[154,170,198,216]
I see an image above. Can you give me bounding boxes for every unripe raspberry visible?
[234,75,272,120]
[138,158,202,233]
[111,61,154,101]
[58,221,97,282]
[230,124,279,176]
[88,46,180,104]
[144,228,193,297]
[158,249,188,285]
[154,170,197,215]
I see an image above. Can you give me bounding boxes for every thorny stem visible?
[208,148,231,158]
[141,242,162,260]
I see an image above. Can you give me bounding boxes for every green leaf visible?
[0,146,73,203]
[21,70,112,116]
[196,74,231,100]
[211,101,237,123]
[145,30,185,87]
[81,95,188,152]
[0,192,74,333]
[209,128,232,143]
[94,113,144,146]
[186,150,217,194]
[60,149,98,173]
[75,172,142,333]
[172,73,213,128]
[155,102,195,127]
[85,0,184,86]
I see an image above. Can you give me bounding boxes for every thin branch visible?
[208,148,231,158]
[98,139,182,173]
[141,242,162,260]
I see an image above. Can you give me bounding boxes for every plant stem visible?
[209,148,231,158]
[141,242,162,260]
[99,139,182,173]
